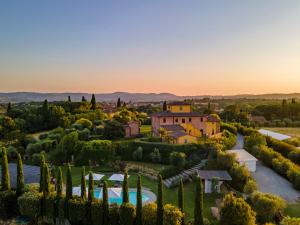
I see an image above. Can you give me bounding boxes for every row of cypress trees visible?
[1,149,204,225]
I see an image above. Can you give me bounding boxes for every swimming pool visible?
[73,187,156,205]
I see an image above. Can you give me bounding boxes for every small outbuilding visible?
[227,149,258,172]
[197,170,232,193]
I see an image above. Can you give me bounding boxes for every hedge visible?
[114,140,212,164]
[91,200,103,225]
[221,122,237,134]
[18,191,42,220]
[68,197,88,225]
[119,203,136,225]
[0,190,17,219]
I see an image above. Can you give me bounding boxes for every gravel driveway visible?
[230,134,300,202]
[252,162,300,202]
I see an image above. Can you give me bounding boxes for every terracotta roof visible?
[151,111,204,117]
[161,125,185,132]
[197,170,232,181]
[169,131,190,138]
[168,101,191,106]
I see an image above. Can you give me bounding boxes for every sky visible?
[0,0,300,96]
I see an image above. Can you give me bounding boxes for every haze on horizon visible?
[1,1,300,96]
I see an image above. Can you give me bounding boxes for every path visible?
[230,134,300,202]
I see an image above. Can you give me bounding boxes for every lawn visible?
[285,203,300,218]
[262,127,300,138]
[58,165,220,222]
[140,125,151,135]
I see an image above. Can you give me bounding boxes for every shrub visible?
[150,148,162,163]
[109,203,120,225]
[220,193,256,225]
[243,179,258,195]
[74,118,93,130]
[44,194,56,220]
[160,165,181,179]
[68,197,88,225]
[119,203,136,225]
[169,152,186,169]
[281,217,300,225]
[91,200,103,225]
[220,122,237,134]
[163,204,184,225]
[18,191,42,220]
[249,192,286,224]
[0,191,17,218]
[133,146,143,161]
[142,203,157,225]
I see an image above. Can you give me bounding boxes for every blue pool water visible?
[93,189,150,205]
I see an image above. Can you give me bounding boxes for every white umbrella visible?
[108,188,122,198]
[72,186,88,196]
[85,173,105,181]
[108,173,130,182]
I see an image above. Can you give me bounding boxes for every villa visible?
[151,102,221,144]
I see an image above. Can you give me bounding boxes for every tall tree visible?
[6,102,11,114]
[194,176,204,225]
[91,94,96,110]
[136,175,142,225]
[117,97,121,108]
[81,167,86,199]
[88,172,94,201]
[39,154,45,192]
[66,164,73,200]
[82,96,86,102]
[1,148,10,191]
[122,171,129,203]
[43,164,50,196]
[178,179,184,225]
[282,99,288,117]
[16,153,24,196]
[68,96,71,102]
[157,175,164,225]
[56,167,63,198]
[163,101,167,111]
[102,181,109,225]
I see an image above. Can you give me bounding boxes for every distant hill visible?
[0,92,300,103]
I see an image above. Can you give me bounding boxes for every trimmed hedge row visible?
[245,135,300,190]
[266,137,300,165]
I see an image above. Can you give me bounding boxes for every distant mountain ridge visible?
[0,92,300,103]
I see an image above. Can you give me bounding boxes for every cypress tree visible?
[178,179,184,225]
[157,175,163,225]
[163,101,167,111]
[43,163,50,196]
[68,96,71,102]
[88,172,94,201]
[39,154,45,192]
[7,102,11,114]
[91,94,96,110]
[122,172,129,203]
[136,175,142,225]
[81,167,86,199]
[194,176,204,225]
[117,97,121,108]
[66,164,73,200]
[16,153,24,196]
[82,96,86,102]
[56,167,63,198]
[1,148,10,191]
[102,181,109,225]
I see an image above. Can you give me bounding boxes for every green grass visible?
[140,125,151,135]
[262,127,300,137]
[57,165,219,221]
[125,161,171,172]
[285,203,300,218]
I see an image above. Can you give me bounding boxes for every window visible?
[200,117,203,122]
[179,106,183,111]
[184,139,188,144]
[163,118,166,123]
[182,118,185,123]
[212,129,215,135]
[175,118,178,123]
[189,118,192,122]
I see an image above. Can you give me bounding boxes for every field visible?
[59,164,220,221]
[263,127,300,137]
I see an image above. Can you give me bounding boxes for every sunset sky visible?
[1,1,300,95]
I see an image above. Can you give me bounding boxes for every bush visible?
[142,203,157,225]
[221,122,237,134]
[281,217,300,225]
[74,118,93,130]
[150,148,162,163]
[169,152,186,169]
[91,200,103,225]
[0,191,17,218]
[248,192,286,224]
[43,194,56,220]
[133,146,143,161]
[119,203,136,225]
[68,197,88,225]
[18,191,42,219]
[109,203,120,225]
[160,166,182,179]
[163,204,184,225]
